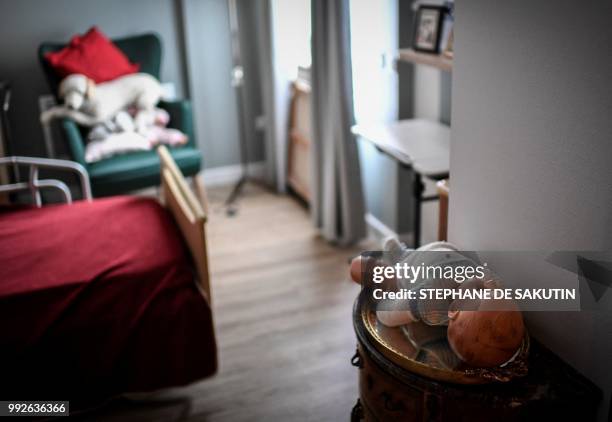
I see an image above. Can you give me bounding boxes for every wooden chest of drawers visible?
[352,296,601,421]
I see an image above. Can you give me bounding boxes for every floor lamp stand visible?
[224,0,250,216]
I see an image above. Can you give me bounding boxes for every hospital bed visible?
[0,146,216,403]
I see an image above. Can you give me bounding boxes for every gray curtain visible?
[310,0,366,245]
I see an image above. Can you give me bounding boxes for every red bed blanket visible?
[0,196,216,400]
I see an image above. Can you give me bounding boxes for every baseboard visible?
[201,161,266,187]
[364,212,413,246]
[365,212,396,243]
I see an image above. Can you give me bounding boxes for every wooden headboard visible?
[157,146,211,304]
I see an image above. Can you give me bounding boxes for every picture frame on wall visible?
[413,5,447,54]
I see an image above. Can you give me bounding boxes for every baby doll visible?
[350,239,525,367]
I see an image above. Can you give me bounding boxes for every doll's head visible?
[447,294,524,367]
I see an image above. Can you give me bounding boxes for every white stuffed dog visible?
[41,73,162,133]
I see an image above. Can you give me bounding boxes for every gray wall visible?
[182,0,239,169]
[0,0,263,168]
[182,0,265,169]
[360,1,416,236]
[360,141,414,234]
[237,0,266,164]
[450,1,612,418]
[397,0,414,120]
[361,2,452,237]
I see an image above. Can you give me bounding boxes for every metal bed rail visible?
[0,156,92,206]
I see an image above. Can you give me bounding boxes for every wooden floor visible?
[77,184,373,421]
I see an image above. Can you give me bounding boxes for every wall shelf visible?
[397,49,453,72]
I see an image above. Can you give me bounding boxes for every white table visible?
[352,119,451,246]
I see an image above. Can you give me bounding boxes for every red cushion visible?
[45,26,140,83]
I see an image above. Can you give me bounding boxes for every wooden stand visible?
[436,179,449,241]
[287,80,312,202]
[397,49,453,72]
[353,119,450,247]
[351,295,601,421]
[192,173,210,216]
[158,146,212,304]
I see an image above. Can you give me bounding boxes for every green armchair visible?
[38,33,203,197]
